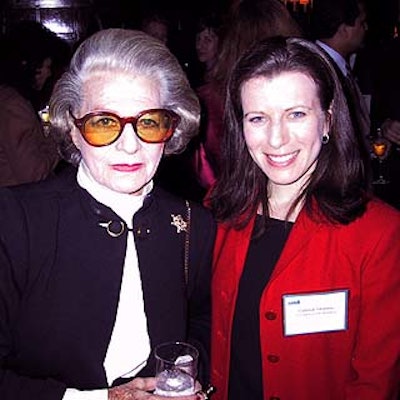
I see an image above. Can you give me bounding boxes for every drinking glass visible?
[38,105,51,136]
[371,129,390,184]
[154,341,198,397]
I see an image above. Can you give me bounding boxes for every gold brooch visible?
[171,214,188,233]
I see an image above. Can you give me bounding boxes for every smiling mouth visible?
[267,151,299,165]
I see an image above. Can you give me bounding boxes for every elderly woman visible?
[209,37,400,400]
[0,29,215,400]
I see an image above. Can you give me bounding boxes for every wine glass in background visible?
[154,341,198,397]
[371,128,390,185]
[38,105,51,136]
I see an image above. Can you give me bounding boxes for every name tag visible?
[283,290,348,336]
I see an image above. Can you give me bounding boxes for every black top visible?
[0,166,215,400]
[228,216,293,400]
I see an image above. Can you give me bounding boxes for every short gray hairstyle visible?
[50,28,200,165]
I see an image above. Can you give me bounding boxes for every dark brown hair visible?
[209,36,369,227]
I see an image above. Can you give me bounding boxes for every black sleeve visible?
[0,196,67,400]
[186,203,216,386]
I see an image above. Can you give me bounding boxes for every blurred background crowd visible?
[0,0,399,209]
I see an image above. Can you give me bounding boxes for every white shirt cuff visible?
[63,388,108,400]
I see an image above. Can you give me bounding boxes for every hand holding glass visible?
[154,342,199,397]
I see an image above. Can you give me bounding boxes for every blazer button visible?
[220,291,229,301]
[267,354,280,363]
[265,311,277,320]
[216,330,226,342]
[135,226,151,236]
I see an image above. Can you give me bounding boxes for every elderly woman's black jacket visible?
[0,166,215,400]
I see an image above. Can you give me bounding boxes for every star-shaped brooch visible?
[171,214,188,233]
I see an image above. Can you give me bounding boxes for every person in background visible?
[171,12,223,197]
[0,20,69,187]
[310,0,371,163]
[194,13,221,87]
[0,29,215,400]
[195,0,303,192]
[140,12,170,45]
[369,33,400,209]
[209,36,400,400]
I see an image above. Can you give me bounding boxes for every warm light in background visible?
[284,0,313,12]
[3,0,98,44]
[285,0,312,4]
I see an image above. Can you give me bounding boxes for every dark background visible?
[1,0,398,80]
[1,0,398,46]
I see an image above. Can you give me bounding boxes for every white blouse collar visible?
[77,161,153,226]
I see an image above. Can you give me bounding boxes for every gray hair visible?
[49,28,200,165]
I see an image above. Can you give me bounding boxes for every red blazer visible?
[211,199,400,400]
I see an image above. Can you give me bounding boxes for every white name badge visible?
[283,290,348,336]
